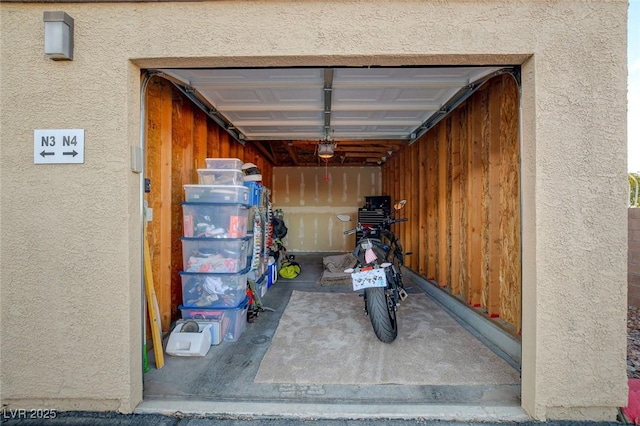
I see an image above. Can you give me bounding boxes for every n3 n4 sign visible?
[33,129,85,164]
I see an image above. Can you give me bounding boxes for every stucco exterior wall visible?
[0,0,628,421]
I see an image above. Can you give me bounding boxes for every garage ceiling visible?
[154,66,509,166]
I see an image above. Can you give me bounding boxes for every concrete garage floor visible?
[139,253,526,421]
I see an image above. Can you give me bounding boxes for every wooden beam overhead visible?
[344,152,385,158]
[285,142,300,166]
[334,146,390,153]
[289,139,402,147]
[249,141,277,164]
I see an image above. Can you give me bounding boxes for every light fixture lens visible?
[317,141,335,159]
[44,12,74,60]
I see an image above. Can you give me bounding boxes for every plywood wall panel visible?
[218,134,230,158]
[271,166,382,253]
[450,113,462,296]
[500,76,522,331]
[467,92,485,306]
[410,142,420,271]
[399,147,408,261]
[438,123,450,287]
[145,77,174,332]
[487,80,503,317]
[458,105,470,301]
[427,132,438,279]
[394,154,400,210]
[207,126,221,158]
[380,74,521,332]
[418,136,428,277]
[193,109,208,172]
[170,96,192,327]
[480,88,491,311]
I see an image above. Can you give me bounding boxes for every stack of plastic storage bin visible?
[178,158,251,344]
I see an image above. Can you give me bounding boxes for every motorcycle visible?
[337,200,409,343]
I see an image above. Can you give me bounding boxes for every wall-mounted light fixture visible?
[43,11,74,60]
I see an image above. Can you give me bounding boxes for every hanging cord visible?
[324,158,329,181]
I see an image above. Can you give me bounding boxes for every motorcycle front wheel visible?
[364,287,398,343]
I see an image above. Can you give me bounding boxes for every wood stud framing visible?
[381,74,521,334]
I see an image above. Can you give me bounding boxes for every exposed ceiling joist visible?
[248,141,276,164]
[285,143,300,166]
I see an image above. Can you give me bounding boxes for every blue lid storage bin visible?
[179,296,249,342]
[181,236,251,273]
[180,268,249,308]
[182,203,249,238]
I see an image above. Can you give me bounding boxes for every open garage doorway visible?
[138,64,524,420]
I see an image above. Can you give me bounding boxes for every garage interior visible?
[140,66,523,415]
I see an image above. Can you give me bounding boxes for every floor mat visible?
[254,290,520,386]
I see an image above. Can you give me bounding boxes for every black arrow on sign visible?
[40,150,54,157]
[62,150,78,157]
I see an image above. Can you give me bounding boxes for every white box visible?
[176,319,222,345]
[166,322,213,356]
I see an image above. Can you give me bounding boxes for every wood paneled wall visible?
[382,74,521,333]
[144,76,273,330]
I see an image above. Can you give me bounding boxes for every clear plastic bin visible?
[197,169,243,185]
[256,276,267,298]
[182,203,249,238]
[183,185,249,204]
[179,296,249,342]
[204,158,243,170]
[180,269,249,308]
[181,237,251,273]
